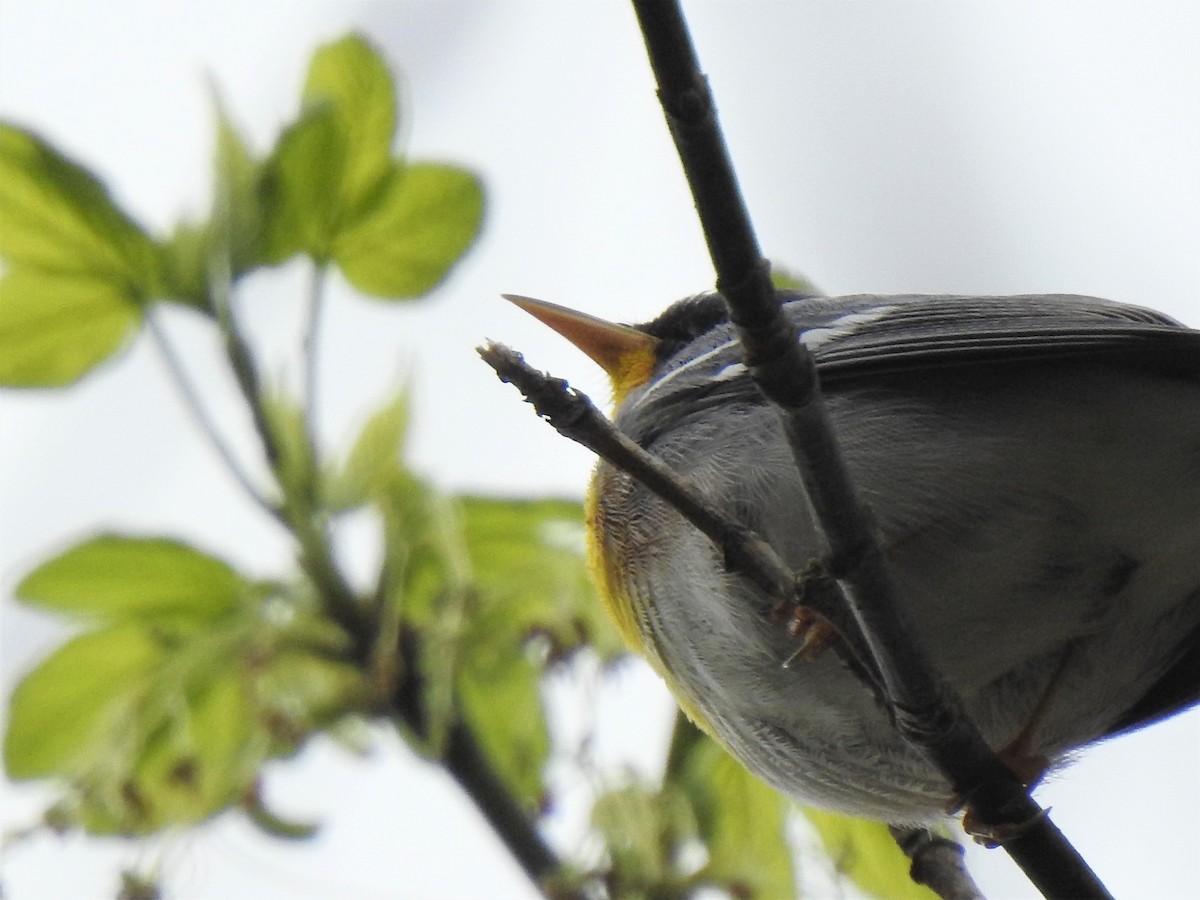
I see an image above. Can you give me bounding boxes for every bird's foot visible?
[780,607,838,666]
[774,560,844,666]
[959,806,1049,848]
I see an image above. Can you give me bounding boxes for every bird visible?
[508,290,1200,823]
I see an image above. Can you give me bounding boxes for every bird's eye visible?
[636,293,730,363]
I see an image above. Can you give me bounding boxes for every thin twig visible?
[629,4,1110,898]
[211,289,283,477]
[389,626,563,888]
[145,308,283,522]
[301,261,327,460]
[476,343,876,682]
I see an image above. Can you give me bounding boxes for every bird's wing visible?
[1105,618,1200,739]
[790,293,1200,381]
[791,294,1200,739]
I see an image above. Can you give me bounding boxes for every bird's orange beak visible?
[504,294,660,403]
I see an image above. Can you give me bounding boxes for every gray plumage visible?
[595,291,1200,821]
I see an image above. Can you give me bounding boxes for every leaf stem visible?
[145,307,283,522]
[302,261,327,461]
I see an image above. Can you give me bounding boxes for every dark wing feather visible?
[789,294,1200,736]
[790,293,1200,382]
[1105,616,1200,739]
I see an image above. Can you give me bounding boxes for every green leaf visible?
[17,534,254,622]
[260,102,345,263]
[259,33,399,265]
[156,220,210,308]
[458,496,622,662]
[770,264,822,295]
[0,268,141,385]
[325,386,410,511]
[456,642,549,810]
[256,650,366,748]
[591,781,701,896]
[75,667,262,835]
[260,388,315,508]
[379,472,469,626]
[302,33,396,221]
[156,96,263,305]
[449,497,621,809]
[4,624,166,779]
[0,124,158,288]
[333,162,484,298]
[102,669,257,832]
[377,477,470,749]
[803,808,940,900]
[669,716,796,898]
[211,91,264,276]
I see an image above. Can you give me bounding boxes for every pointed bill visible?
[503,294,660,399]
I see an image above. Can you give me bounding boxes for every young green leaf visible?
[4,624,166,779]
[458,496,622,662]
[17,534,254,622]
[71,667,264,835]
[302,33,396,222]
[260,103,346,263]
[333,162,484,299]
[260,388,316,509]
[256,650,367,747]
[211,91,264,276]
[259,33,398,265]
[449,497,621,808]
[157,221,211,309]
[325,387,410,511]
[377,478,471,751]
[0,269,141,385]
[802,807,941,900]
[769,264,822,295]
[456,643,549,811]
[378,471,470,624]
[114,669,258,832]
[590,782,698,894]
[669,717,796,898]
[0,124,158,288]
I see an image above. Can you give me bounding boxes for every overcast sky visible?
[2,2,1198,898]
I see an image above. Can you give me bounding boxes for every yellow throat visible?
[503,295,661,655]
[506,294,723,733]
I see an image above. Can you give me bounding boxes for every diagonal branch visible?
[625,3,1111,898]
[477,342,877,683]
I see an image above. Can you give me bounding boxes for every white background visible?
[1,2,1198,898]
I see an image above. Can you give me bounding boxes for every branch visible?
[145,307,284,522]
[193,268,562,893]
[390,627,562,888]
[477,342,876,684]
[626,4,1109,897]
[301,261,327,458]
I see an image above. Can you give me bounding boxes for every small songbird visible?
[509,290,1200,823]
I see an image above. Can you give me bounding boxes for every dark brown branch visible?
[392,632,561,885]
[628,4,1111,898]
[388,608,564,890]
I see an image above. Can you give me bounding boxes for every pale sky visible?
[2,2,1198,898]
